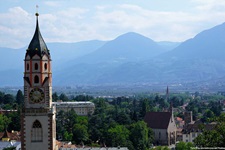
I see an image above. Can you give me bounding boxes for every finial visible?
[35,5,39,16]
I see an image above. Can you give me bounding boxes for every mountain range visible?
[1,22,225,87]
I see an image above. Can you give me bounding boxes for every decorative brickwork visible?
[21,12,56,150]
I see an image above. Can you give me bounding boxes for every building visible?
[52,101,95,115]
[21,12,57,150]
[0,109,17,115]
[175,117,184,141]
[182,120,216,143]
[0,130,20,142]
[182,111,216,143]
[0,141,21,150]
[144,109,177,145]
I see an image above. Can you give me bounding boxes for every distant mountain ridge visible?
[71,32,166,65]
[158,22,225,60]
[54,22,225,85]
[1,22,225,86]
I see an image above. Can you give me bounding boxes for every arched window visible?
[27,63,29,70]
[34,75,39,84]
[31,120,43,142]
[44,63,47,70]
[35,63,38,70]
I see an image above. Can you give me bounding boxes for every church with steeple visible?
[21,12,57,150]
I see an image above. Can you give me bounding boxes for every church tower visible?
[21,12,56,150]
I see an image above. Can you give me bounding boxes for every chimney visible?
[184,111,193,125]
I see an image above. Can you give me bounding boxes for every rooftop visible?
[144,112,172,129]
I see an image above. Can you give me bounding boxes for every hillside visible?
[1,22,225,87]
[54,22,225,85]
[71,32,166,65]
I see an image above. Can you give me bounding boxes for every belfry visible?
[21,12,56,150]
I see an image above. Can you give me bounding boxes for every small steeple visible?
[166,86,169,101]
[26,9,50,58]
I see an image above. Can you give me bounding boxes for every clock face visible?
[29,88,44,103]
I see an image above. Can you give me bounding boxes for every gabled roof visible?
[144,112,172,129]
[182,121,216,134]
[26,13,50,58]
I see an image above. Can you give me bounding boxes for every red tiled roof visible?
[144,112,172,129]
[176,117,183,121]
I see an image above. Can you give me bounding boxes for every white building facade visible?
[52,101,95,115]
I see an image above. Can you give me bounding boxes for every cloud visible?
[0,7,33,48]
[1,2,225,48]
[92,4,206,42]
[44,1,62,7]
[193,0,225,12]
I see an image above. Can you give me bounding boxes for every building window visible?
[34,75,39,83]
[31,120,43,142]
[35,63,38,70]
[186,134,188,138]
[192,133,195,138]
[44,63,47,70]
[159,132,161,139]
[27,64,29,70]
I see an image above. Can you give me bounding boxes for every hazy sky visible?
[1,0,225,48]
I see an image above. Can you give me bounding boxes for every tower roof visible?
[26,13,50,58]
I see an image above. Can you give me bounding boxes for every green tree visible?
[194,128,221,147]
[209,101,222,116]
[202,110,215,123]
[3,147,16,150]
[0,114,11,132]
[59,93,69,102]
[7,112,20,132]
[130,121,153,150]
[63,131,73,141]
[152,146,170,150]
[0,91,5,104]
[176,141,194,150]
[107,125,130,147]
[116,111,131,125]
[73,124,89,144]
[194,114,225,147]
[16,90,23,105]
[140,98,150,118]
[56,110,78,141]
[52,92,59,102]
[3,94,15,104]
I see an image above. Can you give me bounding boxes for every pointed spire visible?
[166,86,169,101]
[26,9,50,58]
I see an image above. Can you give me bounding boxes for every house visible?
[175,117,184,141]
[0,130,21,149]
[182,120,216,143]
[0,130,20,141]
[52,101,95,116]
[144,110,177,145]
[182,111,216,143]
[0,141,21,150]
[175,117,184,129]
